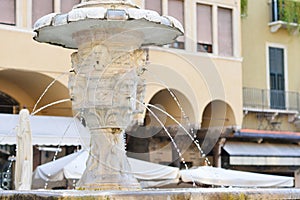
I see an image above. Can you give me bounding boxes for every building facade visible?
[0,0,244,188]
[221,0,300,183]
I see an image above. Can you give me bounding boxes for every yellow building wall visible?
[0,27,73,84]
[0,27,73,116]
[241,0,300,132]
[242,0,300,92]
[146,48,243,129]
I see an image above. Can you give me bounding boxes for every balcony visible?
[269,0,300,33]
[243,87,300,113]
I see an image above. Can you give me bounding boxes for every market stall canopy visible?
[0,113,90,146]
[32,149,180,188]
[32,149,294,188]
[180,166,294,188]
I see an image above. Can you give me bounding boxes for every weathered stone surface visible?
[1,188,300,200]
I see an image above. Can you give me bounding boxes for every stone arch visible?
[0,69,72,116]
[127,88,196,164]
[145,89,195,127]
[201,100,237,129]
[199,100,237,156]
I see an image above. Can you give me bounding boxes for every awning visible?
[180,166,294,187]
[0,113,90,146]
[235,129,300,140]
[223,141,300,166]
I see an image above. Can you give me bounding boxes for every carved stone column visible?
[69,29,146,190]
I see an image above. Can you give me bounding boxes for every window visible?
[197,4,213,53]
[269,47,285,109]
[271,0,280,21]
[145,0,162,15]
[218,7,233,56]
[32,0,54,26]
[168,0,184,49]
[0,0,16,25]
[61,0,81,13]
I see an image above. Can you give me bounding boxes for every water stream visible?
[32,71,71,114]
[43,112,79,189]
[141,69,211,166]
[143,69,196,138]
[134,98,210,165]
[31,98,71,116]
[136,107,197,187]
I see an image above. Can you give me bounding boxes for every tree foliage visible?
[279,0,300,32]
[241,0,248,17]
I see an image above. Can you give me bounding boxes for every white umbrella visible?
[33,149,180,188]
[14,109,33,190]
[180,166,294,188]
[33,149,86,181]
[33,150,294,188]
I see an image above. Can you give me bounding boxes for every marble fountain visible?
[1,0,300,199]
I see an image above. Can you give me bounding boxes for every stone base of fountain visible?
[2,188,300,199]
[76,129,141,191]
[0,188,300,200]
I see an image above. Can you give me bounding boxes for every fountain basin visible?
[1,188,300,199]
[33,1,183,49]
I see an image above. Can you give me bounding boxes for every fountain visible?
[1,0,300,198]
[32,0,183,190]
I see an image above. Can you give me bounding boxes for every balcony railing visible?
[243,87,300,112]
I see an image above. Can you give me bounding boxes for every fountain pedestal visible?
[77,129,140,190]
[69,29,147,190]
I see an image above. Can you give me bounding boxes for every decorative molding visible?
[269,20,299,34]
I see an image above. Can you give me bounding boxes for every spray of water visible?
[135,99,211,166]
[141,69,211,165]
[32,71,70,114]
[134,99,201,186]
[43,112,80,189]
[31,98,71,116]
[143,69,196,138]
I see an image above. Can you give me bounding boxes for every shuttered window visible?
[197,4,212,53]
[218,7,233,56]
[0,0,16,25]
[168,0,184,49]
[145,0,162,15]
[61,0,81,13]
[168,0,184,26]
[32,0,54,26]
